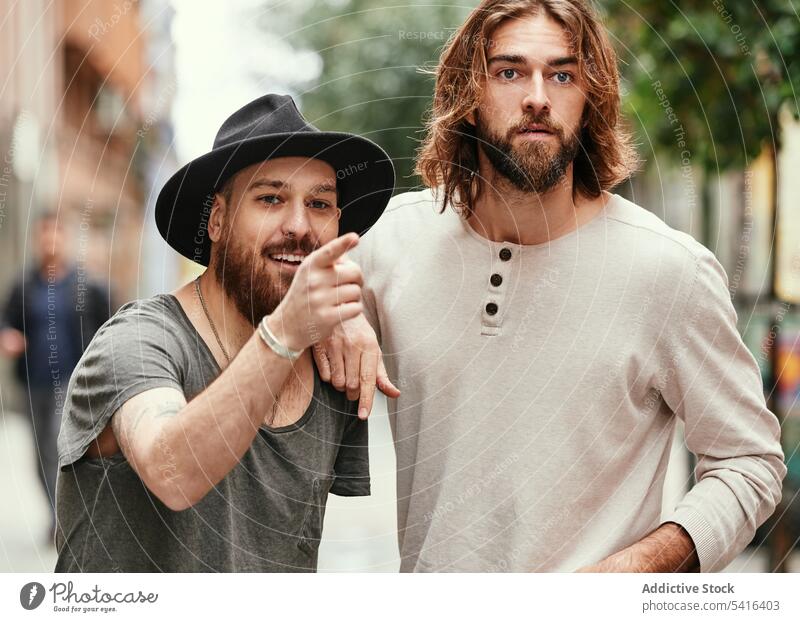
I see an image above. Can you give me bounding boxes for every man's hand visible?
[0,327,25,357]
[269,233,364,352]
[575,522,699,572]
[313,313,400,419]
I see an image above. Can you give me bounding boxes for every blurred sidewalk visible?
[0,409,58,572]
[317,397,400,572]
[0,399,796,573]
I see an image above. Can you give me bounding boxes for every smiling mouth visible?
[268,253,307,266]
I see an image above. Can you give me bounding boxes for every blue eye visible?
[500,68,518,80]
[309,200,331,210]
[554,71,573,84]
[259,195,281,205]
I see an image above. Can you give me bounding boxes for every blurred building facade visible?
[628,115,800,569]
[0,0,178,312]
[58,0,147,299]
[0,0,176,399]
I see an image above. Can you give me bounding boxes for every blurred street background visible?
[1,0,799,572]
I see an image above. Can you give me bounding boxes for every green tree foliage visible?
[602,0,800,172]
[267,0,470,190]
[268,0,799,180]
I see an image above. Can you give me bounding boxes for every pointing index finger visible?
[311,232,359,267]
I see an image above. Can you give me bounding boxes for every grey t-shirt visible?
[55,294,369,572]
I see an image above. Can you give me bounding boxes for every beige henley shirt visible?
[353,187,785,572]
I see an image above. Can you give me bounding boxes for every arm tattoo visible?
[152,401,184,419]
[111,398,185,460]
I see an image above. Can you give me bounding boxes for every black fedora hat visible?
[155,94,395,266]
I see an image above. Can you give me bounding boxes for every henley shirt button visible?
[490,273,503,287]
[485,302,498,316]
[499,248,512,261]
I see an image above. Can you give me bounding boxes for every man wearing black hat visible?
[54,94,397,572]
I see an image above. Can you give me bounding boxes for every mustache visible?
[510,113,564,138]
[260,235,319,258]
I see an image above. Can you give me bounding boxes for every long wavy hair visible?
[416,0,640,214]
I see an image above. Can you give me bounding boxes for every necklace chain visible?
[194,277,231,364]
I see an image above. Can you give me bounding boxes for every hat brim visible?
[155,131,395,266]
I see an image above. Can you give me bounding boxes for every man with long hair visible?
[315,0,785,572]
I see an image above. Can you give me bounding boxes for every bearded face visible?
[205,157,340,327]
[475,108,581,194]
[212,221,318,327]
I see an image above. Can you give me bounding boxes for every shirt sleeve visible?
[57,299,186,469]
[86,280,112,339]
[659,249,786,572]
[329,400,370,497]
[3,281,24,331]
[348,235,381,344]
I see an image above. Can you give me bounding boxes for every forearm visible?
[122,234,364,509]
[116,318,297,510]
[661,451,785,572]
[578,523,699,573]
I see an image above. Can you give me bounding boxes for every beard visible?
[475,111,581,194]
[212,228,318,327]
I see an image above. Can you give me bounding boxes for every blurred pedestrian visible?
[1,211,109,540]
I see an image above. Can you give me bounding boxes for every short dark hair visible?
[34,211,68,236]
[36,210,60,226]
[216,175,235,205]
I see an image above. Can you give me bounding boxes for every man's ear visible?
[465,109,477,126]
[207,194,226,243]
